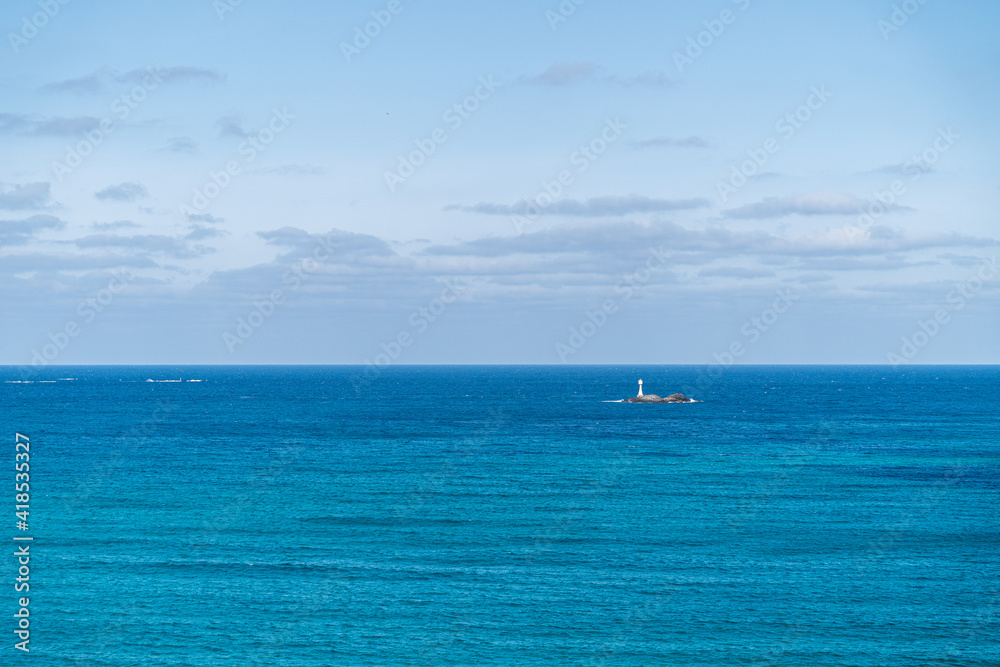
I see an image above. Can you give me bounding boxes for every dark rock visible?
[625,392,693,404]
[627,394,661,403]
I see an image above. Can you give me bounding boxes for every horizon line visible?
[2,363,998,368]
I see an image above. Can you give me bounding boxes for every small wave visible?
[602,400,626,403]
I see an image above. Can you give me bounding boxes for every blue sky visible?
[1,0,998,365]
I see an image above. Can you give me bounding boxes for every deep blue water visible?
[1,365,998,666]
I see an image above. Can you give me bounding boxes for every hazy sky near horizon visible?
[1,0,998,366]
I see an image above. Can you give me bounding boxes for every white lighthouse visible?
[637,379,644,397]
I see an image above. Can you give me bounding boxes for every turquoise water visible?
[3,365,998,665]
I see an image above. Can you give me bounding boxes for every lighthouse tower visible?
[637,379,644,397]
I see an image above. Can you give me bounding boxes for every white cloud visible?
[95,183,149,202]
[723,192,911,219]
[0,183,52,210]
[522,62,672,87]
[447,195,709,218]
[632,136,710,149]
[0,214,65,246]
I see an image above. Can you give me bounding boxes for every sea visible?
[1,365,997,666]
